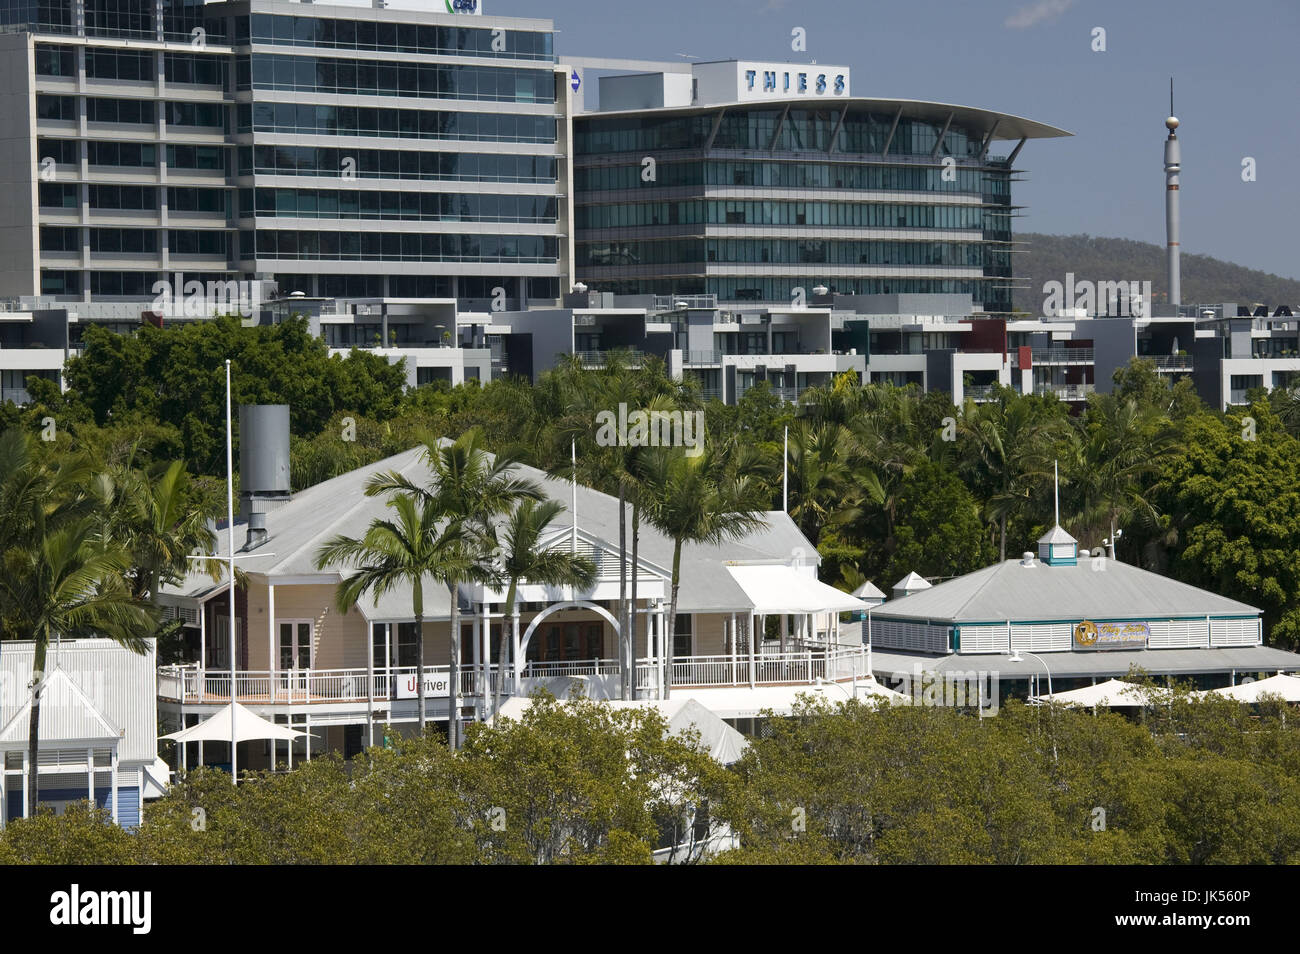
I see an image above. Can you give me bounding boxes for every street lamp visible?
[1008,648,1052,699]
[1008,648,1058,761]
[815,676,856,702]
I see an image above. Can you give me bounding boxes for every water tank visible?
[239,405,290,496]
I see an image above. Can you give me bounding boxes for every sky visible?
[487,0,1300,281]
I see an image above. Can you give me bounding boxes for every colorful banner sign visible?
[1073,620,1149,651]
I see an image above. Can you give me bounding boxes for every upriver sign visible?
[394,670,451,699]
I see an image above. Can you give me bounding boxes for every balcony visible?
[1150,355,1194,371]
[1029,348,1094,365]
[576,350,643,368]
[683,350,722,366]
[1034,383,1095,401]
[964,385,1000,402]
[158,648,871,706]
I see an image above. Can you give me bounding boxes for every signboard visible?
[691,60,850,106]
[444,0,482,14]
[394,670,451,699]
[1073,620,1148,651]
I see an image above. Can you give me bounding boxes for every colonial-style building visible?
[867,524,1300,698]
[158,441,871,770]
[1,638,163,827]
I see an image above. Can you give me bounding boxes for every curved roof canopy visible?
[582,97,1071,142]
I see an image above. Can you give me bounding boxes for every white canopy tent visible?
[1210,672,1300,703]
[163,701,307,774]
[725,564,867,614]
[497,696,750,765]
[678,679,911,719]
[1031,679,1167,708]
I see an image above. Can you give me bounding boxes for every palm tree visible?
[489,498,597,722]
[785,418,853,546]
[957,395,1067,560]
[367,430,541,749]
[314,492,471,732]
[0,513,154,812]
[636,445,767,698]
[1062,395,1180,552]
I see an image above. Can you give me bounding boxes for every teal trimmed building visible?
[866,524,1300,690]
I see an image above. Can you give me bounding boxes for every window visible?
[371,621,421,668]
[39,226,79,251]
[673,614,693,659]
[87,140,156,167]
[86,97,154,124]
[37,137,78,164]
[35,44,75,76]
[36,95,76,121]
[86,48,153,81]
[39,183,78,208]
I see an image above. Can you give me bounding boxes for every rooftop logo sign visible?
[1073,619,1148,651]
[444,0,482,14]
[743,67,846,98]
[691,61,850,106]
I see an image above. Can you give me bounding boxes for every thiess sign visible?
[694,61,851,105]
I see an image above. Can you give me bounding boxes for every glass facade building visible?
[573,101,1060,313]
[2,0,566,306]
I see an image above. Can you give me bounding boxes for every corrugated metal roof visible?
[0,668,120,746]
[873,558,1261,624]
[869,645,1300,679]
[163,446,819,616]
[0,639,156,765]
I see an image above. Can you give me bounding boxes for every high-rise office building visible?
[569,60,1067,313]
[0,0,570,313]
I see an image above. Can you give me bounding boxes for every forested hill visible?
[1010,233,1300,314]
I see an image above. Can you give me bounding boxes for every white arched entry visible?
[516,600,621,684]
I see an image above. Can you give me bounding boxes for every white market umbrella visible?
[1210,672,1300,703]
[1031,678,1165,708]
[162,701,305,744]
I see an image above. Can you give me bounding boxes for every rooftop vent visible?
[239,404,290,550]
[1021,551,1035,567]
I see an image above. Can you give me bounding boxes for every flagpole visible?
[570,439,577,554]
[226,359,238,785]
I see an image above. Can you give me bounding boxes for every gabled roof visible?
[874,558,1261,624]
[164,445,820,617]
[0,667,121,749]
[0,641,154,763]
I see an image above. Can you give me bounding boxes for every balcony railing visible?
[1150,355,1194,371]
[683,350,722,365]
[964,385,1000,402]
[159,648,873,704]
[575,350,644,367]
[1029,348,1094,364]
[1034,383,1095,401]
